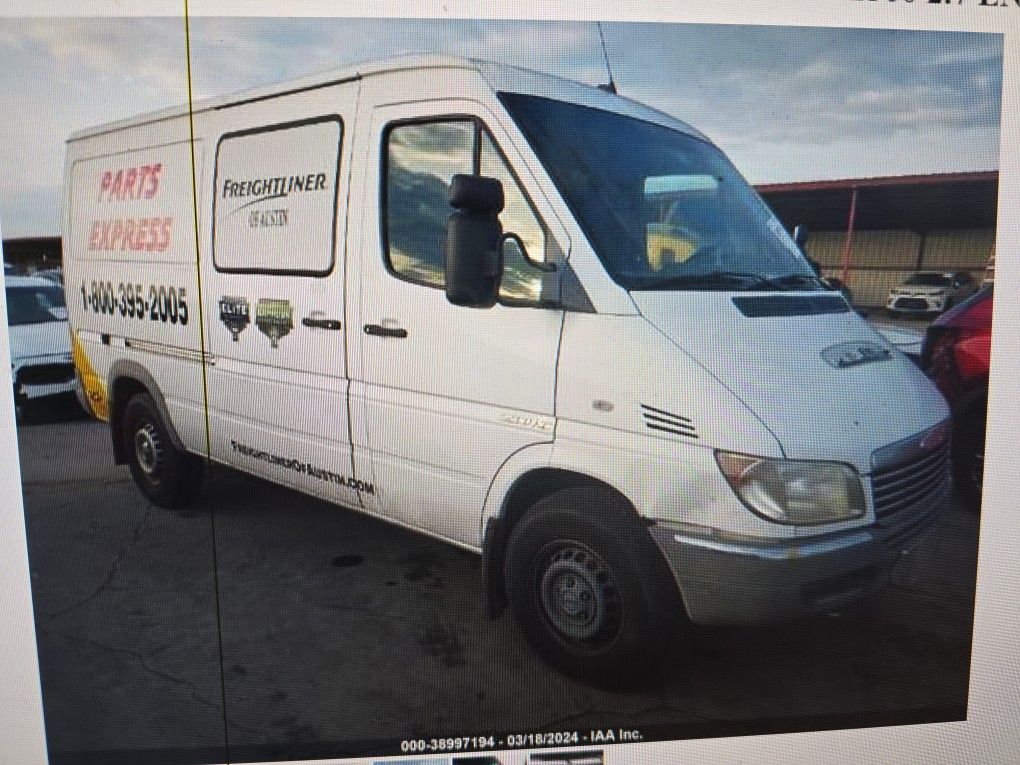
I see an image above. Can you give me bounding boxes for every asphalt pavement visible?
[19,406,980,765]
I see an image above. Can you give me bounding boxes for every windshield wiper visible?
[630,271,791,291]
[630,270,829,292]
[768,272,829,290]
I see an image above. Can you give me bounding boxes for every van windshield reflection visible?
[498,92,822,292]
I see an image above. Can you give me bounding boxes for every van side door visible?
[199,82,368,506]
[348,80,568,548]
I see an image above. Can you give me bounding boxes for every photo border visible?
[1,2,1017,763]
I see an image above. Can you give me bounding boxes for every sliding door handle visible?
[364,323,408,338]
[302,314,342,330]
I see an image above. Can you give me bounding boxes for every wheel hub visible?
[538,543,620,643]
[134,422,163,477]
[556,573,590,617]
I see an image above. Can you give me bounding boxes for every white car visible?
[886,271,976,316]
[5,274,77,419]
[34,268,64,286]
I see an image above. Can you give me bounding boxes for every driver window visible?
[479,130,547,303]
[385,120,474,288]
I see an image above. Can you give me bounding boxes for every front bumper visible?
[13,358,77,401]
[648,477,948,625]
[887,295,947,313]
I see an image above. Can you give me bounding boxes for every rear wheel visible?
[504,486,686,684]
[123,392,203,508]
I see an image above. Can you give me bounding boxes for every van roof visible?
[68,53,708,143]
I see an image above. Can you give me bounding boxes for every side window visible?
[383,118,549,303]
[480,131,547,303]
[385,121,474,288]
[213,117,342,275]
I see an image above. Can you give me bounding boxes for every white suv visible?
[5,275,76,420]
[886,271,976,316]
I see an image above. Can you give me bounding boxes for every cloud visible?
[0,18,186,94]
[0,18,188,237]
[0,184,60,239]
[185,18,603,98]
[602,25,1001,181]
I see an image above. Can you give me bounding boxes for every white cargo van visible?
[63,54,951,680]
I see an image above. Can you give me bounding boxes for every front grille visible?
[893,297,929,311]
[17,362,74,386]
[883,503,942,550]
[871,440,950,519]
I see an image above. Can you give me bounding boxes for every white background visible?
[0,2,1017,764]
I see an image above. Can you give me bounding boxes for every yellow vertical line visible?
[183,0,213,461]
[183,4,230,762]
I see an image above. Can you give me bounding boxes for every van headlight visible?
[715,451,866,525]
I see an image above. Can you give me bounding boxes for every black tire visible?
[122,392,203,508]
[954,409,986,508]
[504,486,687,684]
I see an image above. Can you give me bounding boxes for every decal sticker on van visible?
[501,414,554,432]
[79,279,189,325]
[72,147,192,259]
[229,439,374,494]
[222,174,327,230]
[222,172,328,211]
[255,298,293,348]
[219,296,250,341]
[70,332,108,421]
[821,340,891,369]
[94,164,167,249]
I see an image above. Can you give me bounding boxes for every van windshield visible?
[498,92,822,292]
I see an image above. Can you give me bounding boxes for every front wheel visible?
[122,392,203,508]
[504,487,687,684]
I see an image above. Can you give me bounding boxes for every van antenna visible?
[596,22,617,95]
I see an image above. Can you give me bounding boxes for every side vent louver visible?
[640,404,698,439]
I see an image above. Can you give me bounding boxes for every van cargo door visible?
[199,82,366,507]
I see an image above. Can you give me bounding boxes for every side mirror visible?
[444,174,504,308]
[793,224,810,249]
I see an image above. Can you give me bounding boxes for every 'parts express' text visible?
[87,162,176,253]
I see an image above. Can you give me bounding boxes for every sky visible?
[0,17,1003,237]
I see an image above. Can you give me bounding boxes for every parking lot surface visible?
[22,411,979,764]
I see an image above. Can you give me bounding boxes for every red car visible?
[920,285,993,504]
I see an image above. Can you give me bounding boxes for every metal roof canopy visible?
[757,171,999,232]
[3,237,62,265]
